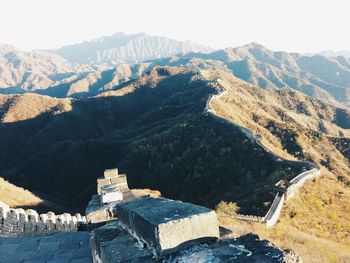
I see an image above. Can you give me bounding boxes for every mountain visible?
[0,44,94,93]
[0,67,297,215]
[51,32,213,66]
[305,50,350,58]
[151,43,350,106]
[0,176,43,208]
[32,43,350,102]
[0,66,349,260]
[0,176,67,212]
[0,44,151,98]
[2,41,350,106]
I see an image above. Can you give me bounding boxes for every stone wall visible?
[263,192,285,227]
[85,168,136,225]
[205,78,321,227]
[285,168,321,200]
[0,201,87,237]
[262,168,321,227]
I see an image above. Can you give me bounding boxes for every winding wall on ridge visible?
[204,75,321,226]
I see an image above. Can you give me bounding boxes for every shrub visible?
[216,201,239,216]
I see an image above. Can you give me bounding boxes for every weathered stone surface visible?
[97,178,111,194]
[110,175,127,184]
[90,221,153,263]
[90,221,300,262]
[164,233,291,263]
[101,192,124,204]
[116,196,219,256]
[0,202,81,237]
[104,168,119,178]
[0,231,92,263]
[85,195,116,224]
[101,182,129,194]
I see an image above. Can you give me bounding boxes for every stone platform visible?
[91,221,297,263]
[0,231,92,263]
[115,196,220,256]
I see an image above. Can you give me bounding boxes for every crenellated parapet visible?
[0,201,87,237]
[86,168,136,224]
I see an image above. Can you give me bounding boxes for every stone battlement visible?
[97,168,135,204]
[86,168,136,224]
[0,201,87,237]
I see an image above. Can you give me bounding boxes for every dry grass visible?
[216,171,350,262]
[131,188,161,198]
[209,71,350,172]
[209,71,350,262]
[0,94,72,123]
[219,215,350,263]
[0,177,43,207]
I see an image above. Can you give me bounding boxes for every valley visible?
[0,32,350,263]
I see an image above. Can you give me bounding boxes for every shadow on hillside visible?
[0,69,307,215]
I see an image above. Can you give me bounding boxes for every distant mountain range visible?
[305,50,350,58]
[50,32,213,66]
[0,44,93,91]
[176,43,350,106]
[1,34,350,106]
[1,34,350,261]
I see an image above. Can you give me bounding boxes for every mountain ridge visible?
[50,32,213,66]
[1,66,349,261]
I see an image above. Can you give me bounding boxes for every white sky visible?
[0,0,349,53]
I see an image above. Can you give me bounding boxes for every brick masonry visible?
[0,201,87,237]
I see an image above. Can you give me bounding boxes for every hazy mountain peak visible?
[0,44,18,53]
[51,32,213,66]
[240,42,268,49]
[305,49,350,58]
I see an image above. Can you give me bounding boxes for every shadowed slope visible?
[0,67,302,215]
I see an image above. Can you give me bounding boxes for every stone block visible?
[97,178,111,194]
[0,202,10,218]
[26,209,39,222]
[85,195,115,224]
[110,175,127,184]
[104,168,119,178]
[100,182,129,194]
[0,201,9,210]
[121,191,136,201]
[101,192,123,204]
[47,212,56,223]
[90,221,153,262]
[40,214,48,223]
[116,197,219,256]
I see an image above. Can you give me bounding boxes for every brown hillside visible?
[207,71,350,262]
[0,176,43,207]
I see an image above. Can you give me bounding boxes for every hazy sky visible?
[1,0,348,52]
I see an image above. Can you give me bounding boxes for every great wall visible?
[0,201,87,237]
[0,73,318,261]
[1,168,299,262]
[204,75,321,227]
